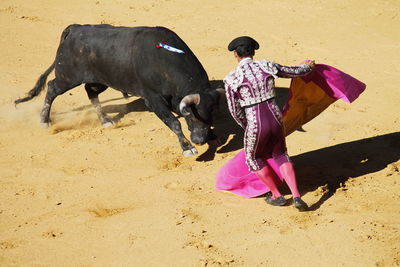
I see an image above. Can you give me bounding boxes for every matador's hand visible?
[301,60,315,69]
[307,60,316,69]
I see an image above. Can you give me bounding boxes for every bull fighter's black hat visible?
[228,36,260,51]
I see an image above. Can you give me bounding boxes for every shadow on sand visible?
[291,132,400,210]
[54,82,399,210]
[56,80,247,157]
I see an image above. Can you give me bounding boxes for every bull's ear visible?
[216,88,225,98]
[208,88,225,99]
[209,88,226,105]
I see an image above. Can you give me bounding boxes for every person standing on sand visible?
[223,36,315,211]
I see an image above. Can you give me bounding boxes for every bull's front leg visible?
[147,97,198,156]
[166,117,198,156]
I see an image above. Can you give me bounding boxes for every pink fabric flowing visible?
[301,64,365,103]
[215,64,366,198]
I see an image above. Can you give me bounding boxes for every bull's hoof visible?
[40,122,50,128]
[182,148,198,157]
[102,121,114,128]
[101,117,114,128]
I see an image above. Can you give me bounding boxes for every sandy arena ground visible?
[1,0,399,266]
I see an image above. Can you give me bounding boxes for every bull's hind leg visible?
[40,79,78,128]
[84,83,114,127]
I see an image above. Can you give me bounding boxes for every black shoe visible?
[266,195,287,206]
[293,197,308,211]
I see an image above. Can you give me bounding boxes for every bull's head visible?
[179,88,224,145]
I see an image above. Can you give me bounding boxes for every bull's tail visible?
[14,62,55,105]
[14,25,74,105]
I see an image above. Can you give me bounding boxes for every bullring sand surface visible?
[0,0,399,266]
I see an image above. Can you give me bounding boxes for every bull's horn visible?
[179,93,200,116]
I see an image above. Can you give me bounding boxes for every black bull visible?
[15,24,224,156]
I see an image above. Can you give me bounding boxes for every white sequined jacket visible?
[223,58,312,129]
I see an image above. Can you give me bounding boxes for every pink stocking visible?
[279,162,301,198]
[255,165,282,199]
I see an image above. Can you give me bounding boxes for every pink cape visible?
[215,64,366,198]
